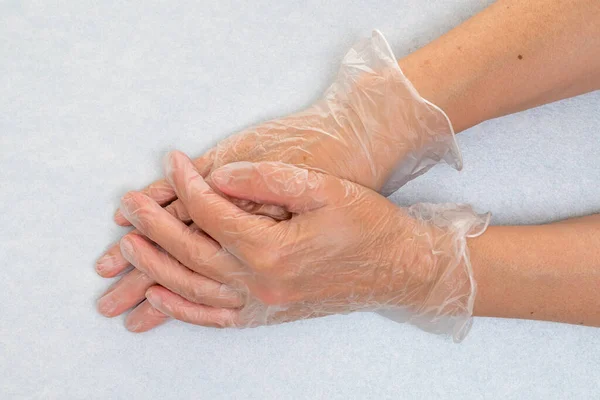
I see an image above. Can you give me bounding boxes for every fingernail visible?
[95,254,116,274]
[114,209,124,222]
[120,237,134,259]
[125,318,143,332]
[97,295,118,316]
[146,290,162,308]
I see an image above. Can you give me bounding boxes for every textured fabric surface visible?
[1,1,599,399]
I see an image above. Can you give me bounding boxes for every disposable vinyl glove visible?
[117,151,488,341]
[96,30,461,331]
[99,29,460,277]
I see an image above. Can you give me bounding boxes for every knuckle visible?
[166,201,189,221]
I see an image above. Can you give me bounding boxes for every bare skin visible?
[98,0,600,332]
[399,0,600,133]
[470,215,600,326]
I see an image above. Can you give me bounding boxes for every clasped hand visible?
[95,32,485,340]
[113,151,478,331]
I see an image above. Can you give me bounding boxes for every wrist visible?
[398,45,485,134]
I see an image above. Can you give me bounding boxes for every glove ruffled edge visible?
[371,29,463,172]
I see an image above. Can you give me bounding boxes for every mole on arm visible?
[518,54,523,60]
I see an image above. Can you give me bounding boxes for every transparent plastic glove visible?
[96,30,461,331]
[99,30,460,277]
[117,151,488,341]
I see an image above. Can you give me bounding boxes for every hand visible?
[114,151,487,340]
[98,30,460,276]
[96,31,461,331]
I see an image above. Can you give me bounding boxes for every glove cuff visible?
[379,203,490,342]
[334,30,463,195]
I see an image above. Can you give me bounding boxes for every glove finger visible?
[146,286,241,328]
[97,267,155,318]
[114,151,215,225]
[97,200,193,278]
[120,234,243,307]
[125,300,171,333]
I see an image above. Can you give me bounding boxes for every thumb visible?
[210,162,347,213]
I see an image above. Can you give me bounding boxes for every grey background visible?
[1,1,599,399]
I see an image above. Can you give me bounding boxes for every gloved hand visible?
[96,30,461,331]
[115,151,488,341]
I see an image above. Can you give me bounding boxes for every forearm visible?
[469,214,600,326]
[398,0,600,133]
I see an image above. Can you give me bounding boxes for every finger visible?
[125,300,171,333]
[207,175,291,220]
[163,198,191,223]
[97,202,193,278]
[114,180,176,226]
[164,150,273,249]
[210,161,349,213]
[146,286,240,328]
[114,151,215,225]
[97,268,156,318]
[231,199,291,221]
[120,234,243,307]
[95,241,133,278]
[97,228,222,318]
[112,178,287,243]
[119,191,237,282]
[97,221,243,321]
[160,180,292,222]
